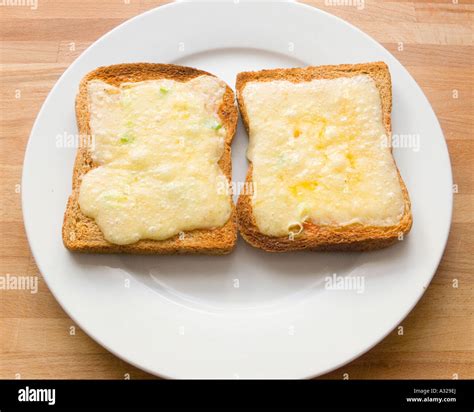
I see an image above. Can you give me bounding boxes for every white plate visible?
[22,1,452,379]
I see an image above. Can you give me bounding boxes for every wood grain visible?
[0,0,472,379]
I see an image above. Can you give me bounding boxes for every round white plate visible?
[22,1,452,379]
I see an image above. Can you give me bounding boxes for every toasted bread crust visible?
[236,62,413,252]
[62,63,238,254]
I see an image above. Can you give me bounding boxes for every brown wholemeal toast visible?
[62,63,238,254]
[236,62,412,252]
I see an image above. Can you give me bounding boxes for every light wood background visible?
[0,0,472,379]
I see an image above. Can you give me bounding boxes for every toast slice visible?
[63,63,238,254]
[236,62,412,252]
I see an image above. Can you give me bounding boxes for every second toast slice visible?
[236,62,412,252]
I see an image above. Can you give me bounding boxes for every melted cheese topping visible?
[79,76,231,245]
[243,75,405,237]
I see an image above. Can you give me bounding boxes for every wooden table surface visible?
[0,0,472,379]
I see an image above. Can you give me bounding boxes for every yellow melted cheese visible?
[242,75,405,237]
[79,76,231,245]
